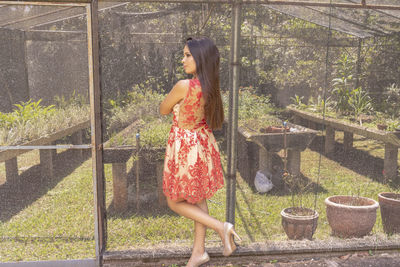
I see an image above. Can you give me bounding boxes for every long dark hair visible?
[186,37,224,130]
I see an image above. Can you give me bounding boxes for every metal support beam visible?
[226,0,241,225]
[355,38,363,89]
[57,0,400,10]
[0,1,88,7]
[87,1,106,266]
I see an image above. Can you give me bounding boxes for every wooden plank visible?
[40,149,53,179]
[343,131,354,152]
[25,30,86,41]
[5,157,18,182]
[112,162,128,212]
[287,149,301,176]
[384,144,398,179]
[87,1,106,263]
[156,159,166,206]
[288,107,400,147]
[0,120,90,162]
[325,126,335,154]
[71,130,83,160]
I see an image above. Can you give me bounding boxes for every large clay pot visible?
[325,195,379,238]
[281,207,319,240]
[378,192,400,234]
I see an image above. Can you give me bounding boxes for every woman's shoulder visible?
[174,79,190,89]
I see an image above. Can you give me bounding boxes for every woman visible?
[160,37,241,267]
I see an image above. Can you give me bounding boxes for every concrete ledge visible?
[103,235,400,266]
[0,259,95,267]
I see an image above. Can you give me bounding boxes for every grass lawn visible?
[0,133,399,262]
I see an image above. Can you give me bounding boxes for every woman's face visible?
[182,45,196,76]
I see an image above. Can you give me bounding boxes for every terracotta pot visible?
[378,192,400,234]
[281,207,319,240]
[325,195,378,238]
[377,124,388,131]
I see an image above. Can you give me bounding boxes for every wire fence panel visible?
[0,0,400,264]
[0,3,94,263]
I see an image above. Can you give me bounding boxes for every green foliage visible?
[104,88,165,136]
[331,76,352,114]
[141,119,171,148]
[290,94,305,109]
[0,98,89,146]
[381,83,400,119]
[0,99,55,129]
[308,94,329,113]
[54,90,87,109]
[222,87,274,122]
[348,87,373,121]
[330,53,357,114]
[387,120,400,132]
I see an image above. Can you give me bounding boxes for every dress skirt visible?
[162,123,224,204]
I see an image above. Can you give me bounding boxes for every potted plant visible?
[281,172,319,240]
[325,195,379,238]
[280,122,319,240]
[378,192,400,235]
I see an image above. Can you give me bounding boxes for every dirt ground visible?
[204,251,400,267]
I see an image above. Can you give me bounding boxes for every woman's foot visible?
[186,251,210,267]
[222,222,241,256]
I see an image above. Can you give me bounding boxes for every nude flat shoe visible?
[190,252,210,267]
[223,222,242,256]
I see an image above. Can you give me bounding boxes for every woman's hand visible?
[159,80,189,115]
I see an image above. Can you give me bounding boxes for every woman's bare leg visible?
[186,200,209,266]
[167,197,224,241]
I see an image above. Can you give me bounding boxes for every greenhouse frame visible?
[0,0,400,266]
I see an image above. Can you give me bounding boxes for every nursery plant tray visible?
[239,122,318,152]
[0,120,90,162]
[288,107,400,147]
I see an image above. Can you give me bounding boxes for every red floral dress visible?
[163,78,224,204]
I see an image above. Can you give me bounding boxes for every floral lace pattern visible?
[163,79,224,204]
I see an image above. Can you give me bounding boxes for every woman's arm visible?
[159,80,189,115]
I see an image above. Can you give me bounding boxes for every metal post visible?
[355,38,362,89]
[226,0,242,224]
[87,1,106,266]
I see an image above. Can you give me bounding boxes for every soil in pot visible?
[377,124,388,131]
[378,192,400,234]
[260,126,289,133]
[281,207,319,240]
[325,195,379,238]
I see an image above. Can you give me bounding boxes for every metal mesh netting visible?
[0,0,399,263]
[0,3,93,262]
[100,1,400,253]
[99,2,233,252]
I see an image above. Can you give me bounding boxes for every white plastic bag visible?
[254,170,274,193]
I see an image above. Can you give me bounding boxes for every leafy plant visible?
[348,87,372,123]
[330,53,356,115]
[0,98,89,146]
[290,94,305,109]
[54,90,87,109]
[381,83,400,119]
[331,76,352,114]
[282,172,312,209]
[222,87,275,122]
[0,99,55,129]
[387,120,400,132]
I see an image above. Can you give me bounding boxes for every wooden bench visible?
[288,107,400,179]
[103,120,166,213]
[0,120,90,182]
[237,122,317,187]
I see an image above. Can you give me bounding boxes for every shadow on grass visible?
[0,149,91,222]
[106,199,177,219]
[309,135,400,189]
[238,150,327,197]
